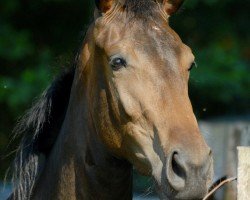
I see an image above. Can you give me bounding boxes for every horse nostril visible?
[166,151,186,192]
[203,149,213,176]
[166,149,213,198]
[209,149,212,156]
[172,152,186,180]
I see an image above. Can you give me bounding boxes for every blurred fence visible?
[200,118,250,200]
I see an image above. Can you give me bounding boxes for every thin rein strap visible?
[203,177,237,200]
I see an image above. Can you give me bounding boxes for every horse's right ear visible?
[95,0,117,13]
[157,0,185,16]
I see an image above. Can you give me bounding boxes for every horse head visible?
[80,0,214,199]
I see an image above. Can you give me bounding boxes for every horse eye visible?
[110,57,127,71]
[188,62,196,71]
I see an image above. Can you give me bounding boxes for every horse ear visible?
[95,0,117,13]
[159,0,184,16]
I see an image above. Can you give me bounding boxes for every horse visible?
[8,0,213,199]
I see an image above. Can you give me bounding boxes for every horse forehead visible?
[131,25,182,62]
[129,20,182,49]
[97,13,181,47]
[96,18,185,65]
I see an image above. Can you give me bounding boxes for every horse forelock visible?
[7,67,75,200]
[125,0,158,18]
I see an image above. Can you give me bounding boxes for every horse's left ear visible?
[95,0,119,13]
[158,0,184,16]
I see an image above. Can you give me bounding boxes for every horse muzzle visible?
[158,149,213,200]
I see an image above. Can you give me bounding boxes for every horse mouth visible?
[152,157,213,200]
[156,185,208,200]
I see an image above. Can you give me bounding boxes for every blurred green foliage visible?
[172,0,250,117]
[0,0,94,178]
[0,0,249,179]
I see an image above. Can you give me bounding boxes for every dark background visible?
[0,0,249,183]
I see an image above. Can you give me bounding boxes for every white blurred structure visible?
[200,119,250,200]
[237,147,250,200]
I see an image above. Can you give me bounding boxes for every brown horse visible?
[8,0,213,199]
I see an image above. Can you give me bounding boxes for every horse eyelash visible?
[193,61,198,68]
[189,61,197,71]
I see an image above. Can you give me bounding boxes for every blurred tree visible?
[0,0,94,178]
[171,0,250,117]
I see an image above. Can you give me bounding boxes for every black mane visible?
[8,67,75,200]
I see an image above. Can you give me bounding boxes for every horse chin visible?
[152,173,211,200]
[156,187,208,200]
[150,154,213,200]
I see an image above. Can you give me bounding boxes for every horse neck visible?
[32,68,133,200]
